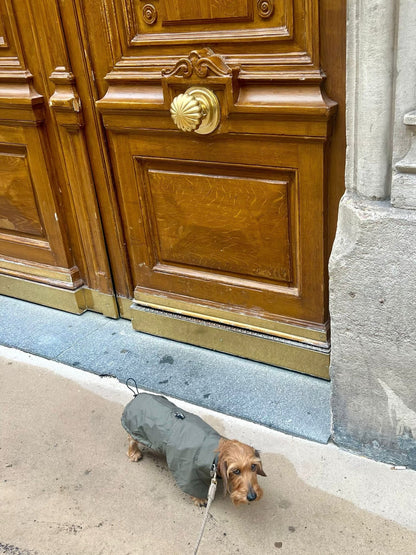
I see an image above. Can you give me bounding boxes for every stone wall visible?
[329,0,416,469]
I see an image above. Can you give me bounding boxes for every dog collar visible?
[211,454,220,479]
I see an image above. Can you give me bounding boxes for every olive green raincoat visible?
[121,393,221,499]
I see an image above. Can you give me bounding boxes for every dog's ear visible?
[254,449,267,477]
[218,459,230,494]
[256,462,267,477]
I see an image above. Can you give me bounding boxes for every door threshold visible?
[131,303,330,380]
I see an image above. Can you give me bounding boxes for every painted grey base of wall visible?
[329,192,416,469]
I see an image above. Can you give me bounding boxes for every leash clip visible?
[210,462,217,483]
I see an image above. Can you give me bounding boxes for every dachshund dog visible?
[122,392,266,506]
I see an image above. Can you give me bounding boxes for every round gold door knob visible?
[170,92,203,132]
[170,86,220,135]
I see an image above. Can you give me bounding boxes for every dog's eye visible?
[232,469,241,475]
[251,464,257,472]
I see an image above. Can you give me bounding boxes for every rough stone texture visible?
[391,1,416,209]
[345,0,396,199]
[391,0,416,167]
[393,111,416,209]
[329,192,416,468]
[329,0,416,469]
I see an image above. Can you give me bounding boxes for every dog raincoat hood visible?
[121,393,221,499]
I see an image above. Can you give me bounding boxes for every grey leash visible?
[193,465,218,555]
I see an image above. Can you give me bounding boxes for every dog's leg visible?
[191,496,207,507]
[127,435,143,462]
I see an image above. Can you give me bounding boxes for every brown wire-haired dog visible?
[215,438,265,506]
[122,392,266,506]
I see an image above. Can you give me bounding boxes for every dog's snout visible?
[247,489,257,502]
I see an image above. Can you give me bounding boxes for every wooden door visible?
[0,0,128,316]
[0,1,345,378]
[78,0,345,378]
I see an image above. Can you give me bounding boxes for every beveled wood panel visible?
[0,124,62,264]
[141,160,293,283]
[0,145,44,237]
[0,1,9,49]
[0,0,16,57]
[163,0,252,23]
[0,121,77,283]
[125,0,290,44]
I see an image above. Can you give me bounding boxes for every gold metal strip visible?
[133,291,328,347]
[83,289,119,318]
[117,296,135,320]
[0,274,86,314]
[131,304,330,380]
[0,274,119,318]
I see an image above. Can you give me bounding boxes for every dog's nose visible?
[247,490,257,502]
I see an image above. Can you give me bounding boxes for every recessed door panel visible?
[143,161,293,284]
[127,0,290,43]
[0,145,44,237]
[162,0,251,23]
[104,129,326,326]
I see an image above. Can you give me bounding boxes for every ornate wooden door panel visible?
[0,2,77,292]
[79,0,342,378]
[0,1,119,315]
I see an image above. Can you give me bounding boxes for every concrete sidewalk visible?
[1,346,415,555]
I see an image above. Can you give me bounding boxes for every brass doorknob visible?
[170,86,220,134]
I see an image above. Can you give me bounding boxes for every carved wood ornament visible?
[257,0,274,19]
[159,48,239,132]
[162,48,232,79]
[142,4,158,25]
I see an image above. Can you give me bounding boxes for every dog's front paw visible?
[191,497,207,507]
[127,436,143,462]
[128,449,143,462]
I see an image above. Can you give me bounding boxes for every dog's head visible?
[217,439,266,506]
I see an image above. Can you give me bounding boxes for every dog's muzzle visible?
[247,488,257,502]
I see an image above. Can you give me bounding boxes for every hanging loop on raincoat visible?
[126,378,139,397]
